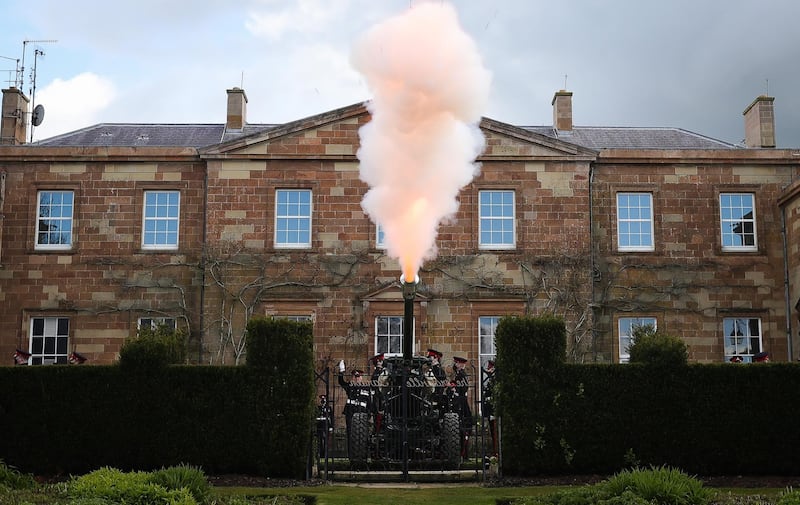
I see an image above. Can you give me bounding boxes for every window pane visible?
[478,316,500,371]
[142,191,180,249]
[275,190,312,247]
[617,193,654,251]
[36,191,74,249]
[723,317,762,362]
[479,190,515,248]
[618,317,656,362]
[375,315,410,357]
[720,193,756,250]
[376,223,386,248]
[28,317,69,366]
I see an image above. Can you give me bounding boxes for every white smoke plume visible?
[351,1,491,280]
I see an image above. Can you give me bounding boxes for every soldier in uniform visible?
[337,360,373,456]
[754,351,770,362]
[315,394,333,458]
[425,349,446,391]
[481,359,498,457]
[451,356,473,459]
[423,349,447,417]
[370,353,386,435]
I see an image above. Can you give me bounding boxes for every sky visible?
[1,0,799,147]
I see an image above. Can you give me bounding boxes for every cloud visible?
[31,73,116,141]
[245,0,353,40]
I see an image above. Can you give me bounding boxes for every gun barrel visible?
[400,274,419,360]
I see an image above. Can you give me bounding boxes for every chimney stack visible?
[743,95,775,148]
[552,90,573,132]
[1,87,29,145]
[226,87,248,130]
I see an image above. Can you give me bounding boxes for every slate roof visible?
[524,126,737,150]
[34,118,738,151]
[35,123,276,148]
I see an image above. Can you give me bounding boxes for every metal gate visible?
[308,276,499,482]
[310,362,499,482]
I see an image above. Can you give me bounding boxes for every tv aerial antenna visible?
[20,39,56,142]
[0,55,20,88]
[20,39,56,90]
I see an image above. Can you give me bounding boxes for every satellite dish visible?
[32,104,45,127]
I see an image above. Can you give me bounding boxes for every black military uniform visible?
[337,361,373,454]
[451,356,473,458]
[481,359,498,456]
[424,349,447,410]
[426,349,447,382]
[315,394,333,458]
[370,353,386,433]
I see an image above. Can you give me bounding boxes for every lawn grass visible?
[214,483,605,505]
[213,484,788,505]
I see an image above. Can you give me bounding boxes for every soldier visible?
[370,353,386,434]
[426,349,446,389]
[482,359,498,457]
[370,352,386,382]
[337,360,373,455]
[754,351,770,362]
[423,349,447,416]
[315,394,333,458]
[451,356,473,459]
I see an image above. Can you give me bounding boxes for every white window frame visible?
[720,193,757,251]
[616,192,654,252]
[479,316,500,370]
[723,317,762,363]
[375,315,413,357]
[138,317,177,332]
[35,190,74,250]
[479,190,516,250]
[29,316,70,365]
[618,317,657,363]
[142,190,180,250]
[275,315,313,323]
[275,189,312,249]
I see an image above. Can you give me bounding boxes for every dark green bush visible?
[118,324,187,369]
[245,316,315,476]
[245,317,313,370]
[494,315,571,475]
[628,326,688,366]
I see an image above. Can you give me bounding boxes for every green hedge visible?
[0,318,314,478]
[495,315,800,476]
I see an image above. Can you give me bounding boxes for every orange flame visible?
[402,263,417,283]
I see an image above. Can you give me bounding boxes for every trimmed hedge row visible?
[0,317,314,478]
[495,315,800,476]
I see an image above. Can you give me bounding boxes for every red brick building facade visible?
[1,86,799,368]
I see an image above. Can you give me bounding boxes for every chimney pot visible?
[743,95,775,148]
[226,87,248,130]
[552,90,573,132]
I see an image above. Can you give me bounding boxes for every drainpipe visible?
[588,163,599,361]
[199,166,208,364]
[781,205,793,360]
